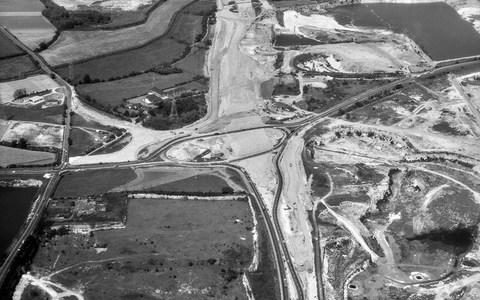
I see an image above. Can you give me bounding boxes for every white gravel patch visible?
[281,10,361,33]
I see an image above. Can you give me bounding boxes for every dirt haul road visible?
[198,0,271,133]
[278,127,319,300]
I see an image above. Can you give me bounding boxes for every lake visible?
[329,2,480,60]
[0,186,37,262]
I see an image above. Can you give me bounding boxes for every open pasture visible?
[76,72,194,107]
[0,55,40,82]
[0,31,24,59]
[54,0,212,84]
[168,12,204,44]
[69,127,112,157]
[0,103,64,125]
[56,38,186,83]
[0,0,44,12]
[26,196,253,299]
[0,16,56,49]
[54,165,246,198]
[0,145,56,167]
[173,46,208,76]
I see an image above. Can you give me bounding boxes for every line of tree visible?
[6,138,28,149]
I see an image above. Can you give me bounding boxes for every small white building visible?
[27,95,44,104]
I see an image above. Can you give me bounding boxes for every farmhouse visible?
[26,95,44,104]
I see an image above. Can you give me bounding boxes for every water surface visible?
[0,186,37,260]
[330,3,480,60]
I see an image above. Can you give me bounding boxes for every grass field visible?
[247,193,280,300]
[54,10,208,83]
[0,55,40,82]
[173,45,207,76]
[182,0,216,15]
[76,72,195,107]
[54,168,137,198]
[28,197,253,299]
[168,13,204,44]
[0,0,44,11]
[115,166,247,193]
[0,75,59,104]
[40,0,195,66]
[54,166,246,198]
[0,0,55,48]
[56,38,187,83]
[0,103,64,125]
[0,31,24,59]
[69,127,108,157]
[147,174,233,193]
[52,0,213,84]
[93,133,131,155]
[0,145,56,167]
[0,16,56,49]
[70,112,122,134]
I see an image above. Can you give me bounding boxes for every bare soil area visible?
[166,128,285,162]
[1,121,63,149]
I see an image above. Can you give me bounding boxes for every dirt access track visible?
[40,0,195,66]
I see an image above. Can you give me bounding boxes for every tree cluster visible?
[42,0,111,30]
[8,138,28,149]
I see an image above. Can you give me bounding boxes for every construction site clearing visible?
[0,120,64,150]
[274,9,433,74]
[302,115,480,299]
[2,0,480,299]
[165,128,286,162]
